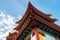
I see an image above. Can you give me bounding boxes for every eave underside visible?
[16,10,60,40]
[17,20,60,40]
[13,2,60,40]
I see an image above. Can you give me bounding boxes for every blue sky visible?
[0,0,60,40]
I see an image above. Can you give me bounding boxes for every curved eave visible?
[14,1,60,32]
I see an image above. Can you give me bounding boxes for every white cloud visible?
[0,11,19,40]
[0,11,6,18]
[0,28,5,31]
[0,22,3,25]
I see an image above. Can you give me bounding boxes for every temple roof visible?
[14,2,60,31]
[17,2,57,23]
[6,2,60,40]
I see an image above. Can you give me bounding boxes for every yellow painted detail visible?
[39,33,44,40]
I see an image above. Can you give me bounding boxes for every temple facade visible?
[6,2,60,40]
